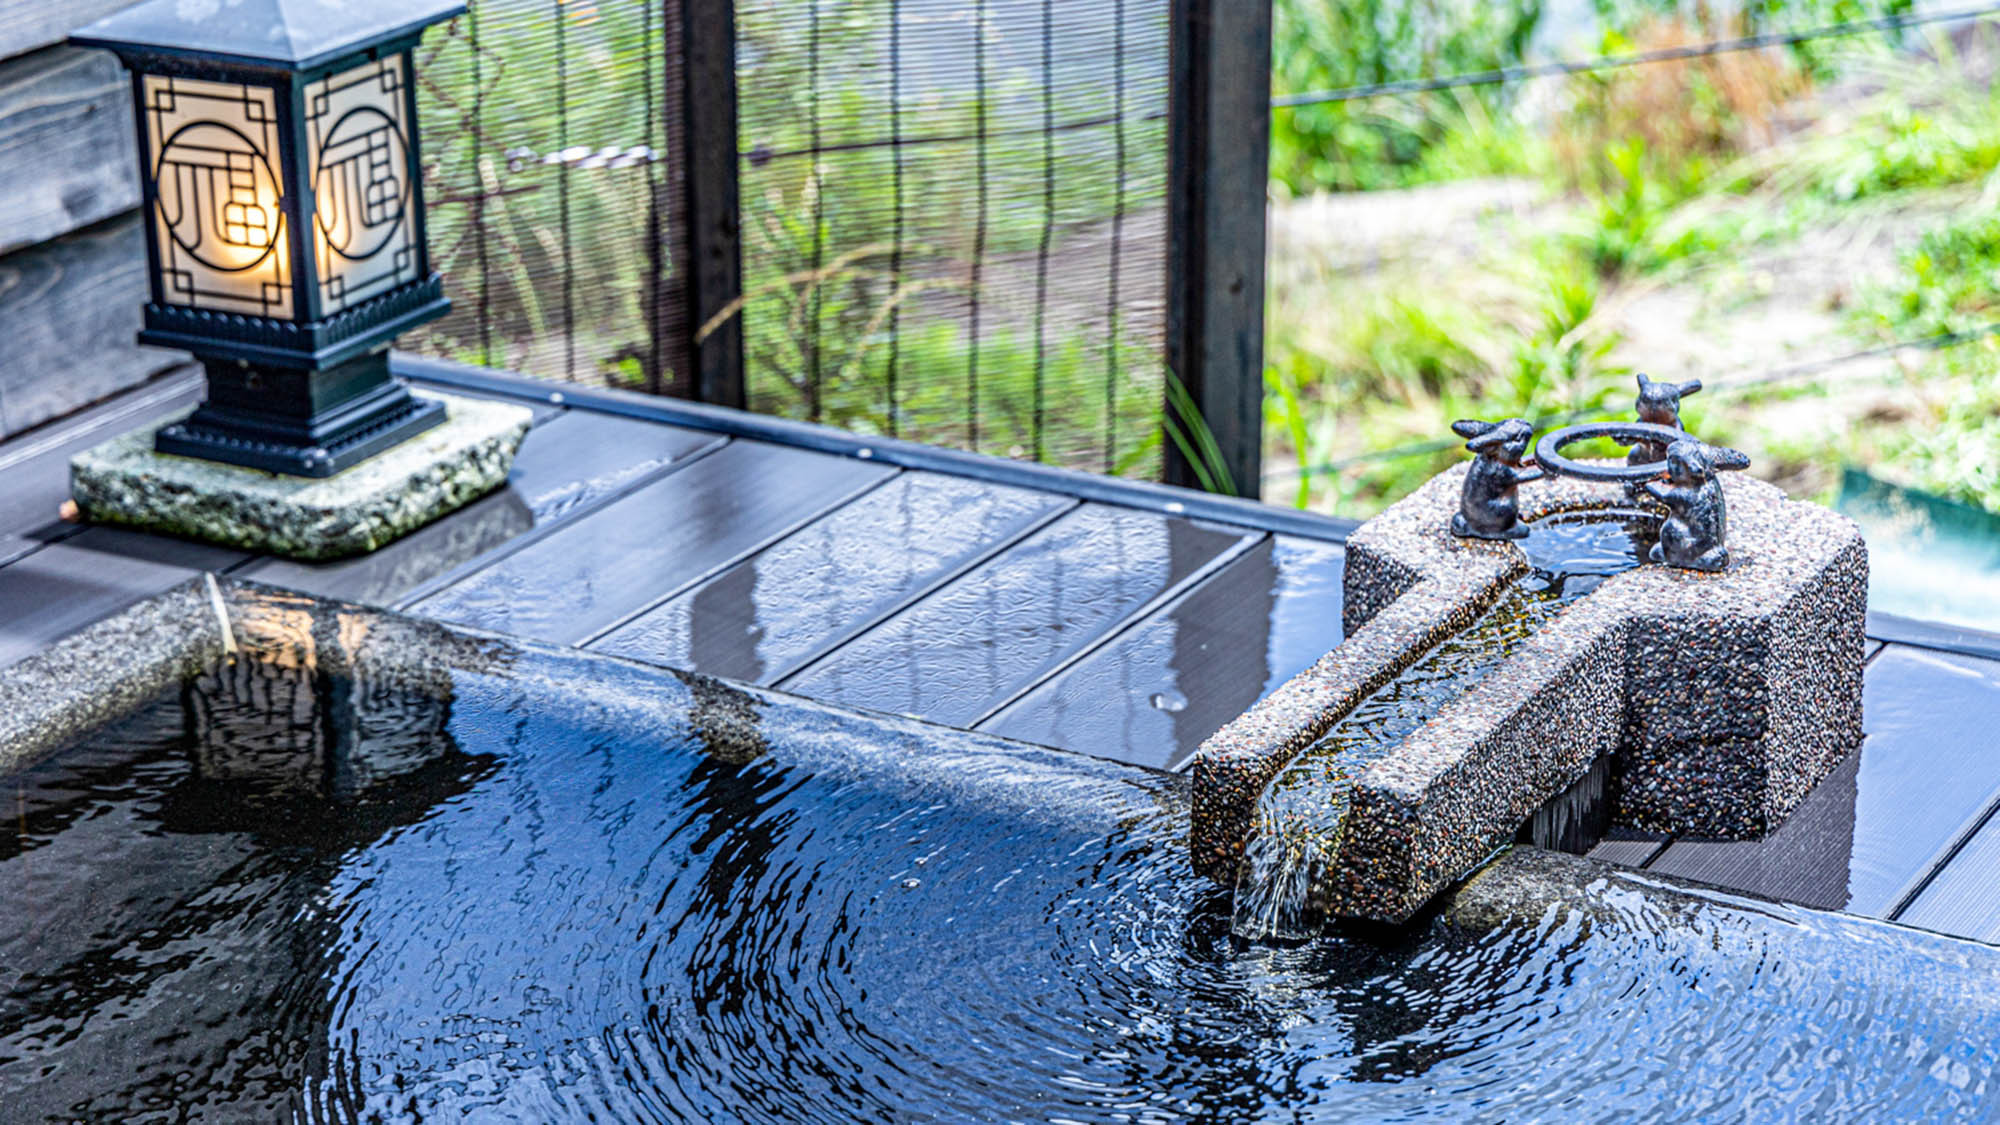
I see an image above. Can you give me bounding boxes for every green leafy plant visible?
[1269,0,1545,196]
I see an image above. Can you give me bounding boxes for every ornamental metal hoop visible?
[1533,421,1689,483]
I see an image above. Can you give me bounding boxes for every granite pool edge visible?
[0,579,1182,838]
[0,578,225,774]
[3,581,1973,961]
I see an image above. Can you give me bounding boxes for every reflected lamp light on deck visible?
[71,0,466,477]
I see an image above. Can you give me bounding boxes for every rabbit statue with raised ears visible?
[1642,438,1751,571]
[1627,373,1703,467]
[1450,418,1543,540]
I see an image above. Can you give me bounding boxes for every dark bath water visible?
[4,619,1999,1121]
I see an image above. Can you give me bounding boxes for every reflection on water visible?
[5,616,1999,1122]
[1233,516,1649,942]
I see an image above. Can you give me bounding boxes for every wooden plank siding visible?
[0,0,139,69]
[0,9,188,444]
[0,47,139,256]
[0,212,187,438]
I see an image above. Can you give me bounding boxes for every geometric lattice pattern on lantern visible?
[142,76,293,318]
[306,56,416,315]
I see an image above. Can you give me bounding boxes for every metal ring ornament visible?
[1532,421,1689,483]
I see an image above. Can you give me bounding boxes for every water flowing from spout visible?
[1231,808,1335,943]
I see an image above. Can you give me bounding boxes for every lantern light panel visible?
[71,0,466,478]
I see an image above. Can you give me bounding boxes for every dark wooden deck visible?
[4,356,2000,946]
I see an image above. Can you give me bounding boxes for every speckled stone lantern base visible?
[1190,465,1868,923]
[70,391,531,560]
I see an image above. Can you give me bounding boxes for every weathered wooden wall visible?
[0,1,190,440]
[0,48,139,256]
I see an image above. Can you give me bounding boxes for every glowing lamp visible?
[72,0,464,476]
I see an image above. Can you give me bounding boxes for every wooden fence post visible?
[672,0,745,408]
[1164,0,1270,497]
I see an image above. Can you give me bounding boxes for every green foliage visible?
[1857,216,2000,339]
[1575,137,1672,275]
[1264,246,1629,512]
[1269,0,1544,195]
[1591,0,1913,75]
[1782,101,2000,203]
[1162,371,1239,496]
[1264,0,2000,519]
[1868,355,2000,512]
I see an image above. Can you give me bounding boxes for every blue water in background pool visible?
[3,647,1998,1122]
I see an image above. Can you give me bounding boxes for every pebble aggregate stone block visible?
[1191,464,1868,922]
[69,391,532,560]
[0,578,223,773]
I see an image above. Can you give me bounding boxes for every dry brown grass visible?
[1550,16,1811,191]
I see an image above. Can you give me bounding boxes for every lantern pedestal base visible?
[69,391,533,561]
[155,378,448,479]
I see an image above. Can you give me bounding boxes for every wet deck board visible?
[1648,645,2000,917]
[978,535,1346,771]
[412,440,896,645]
[1585,836,1669,868]
[781,505,1259,729]
[1896,808,2000,941]
[590,472,1074,685]
[0,370,200,542]
[0,533,244,669]
[0,536,35,569]
[236,410,725,607]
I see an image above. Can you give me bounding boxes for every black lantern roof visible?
[71,0,465,74]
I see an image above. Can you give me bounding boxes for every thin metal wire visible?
[968,0,990,453]
[1104,0,1127,475]
[887,0,904,437]
[1032,0,1056,462]
[1264,321,2000,482]
[745,109,1167,163]
[1273,2,2000,108]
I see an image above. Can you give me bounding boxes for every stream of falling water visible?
[1231,516,1644,943]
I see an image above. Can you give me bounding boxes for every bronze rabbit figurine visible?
[1628,373,1703,467]
[1642,438,1751,571]
[1451,418,1542,540]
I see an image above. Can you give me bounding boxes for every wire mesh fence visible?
[729,0,1171,475]
[411,0,1176,479]
[413,0,688,394]
[402,0,2000,509]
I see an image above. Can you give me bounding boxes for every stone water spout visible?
[1195,408,1867,930]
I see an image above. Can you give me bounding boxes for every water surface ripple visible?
[1,631,1996,1122]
